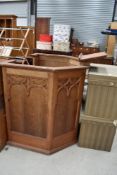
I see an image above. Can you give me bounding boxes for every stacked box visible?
[39,34,52,42]
[78,114,116,151]
[53,24,71,52]
[36,41,52,50]
[53,24,71,42]
[79,64,117,151]
[53,41,70,52]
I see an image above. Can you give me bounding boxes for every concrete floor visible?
[0,133,117,175]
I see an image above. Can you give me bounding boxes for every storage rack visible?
[0,27,33,63]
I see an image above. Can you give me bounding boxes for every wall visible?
[37,0,115,50]
[113,1,117,21]
[0,1,30,26]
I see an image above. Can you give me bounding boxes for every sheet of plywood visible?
[107,22,117,57]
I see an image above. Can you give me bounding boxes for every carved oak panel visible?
[7,75,48,138]
[54,77,81,137]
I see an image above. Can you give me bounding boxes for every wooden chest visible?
[78,114,116,151]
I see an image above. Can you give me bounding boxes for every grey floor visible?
[0,133,117,175]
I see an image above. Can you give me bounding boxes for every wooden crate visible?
[78,114,116,151]
[107,22,117,57]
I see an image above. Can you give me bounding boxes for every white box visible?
[53,24,71,42]
[53,42,70,52]
[36,41,52,50]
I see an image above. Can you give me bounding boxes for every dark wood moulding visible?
[0,59,9,151]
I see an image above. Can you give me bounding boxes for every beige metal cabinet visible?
[85,64,117,120]
[78,114,116,151]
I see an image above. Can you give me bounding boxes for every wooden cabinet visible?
[36,17,51,40]
[72,46,100,57]
[2,54,86,154]
[0,15,17,38]
[0,15,17,53]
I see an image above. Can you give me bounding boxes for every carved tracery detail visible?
[57,77,81,96]
[7,74,48,98]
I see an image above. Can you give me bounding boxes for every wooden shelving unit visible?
[0,15,17,51]
[0,15,17,38]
